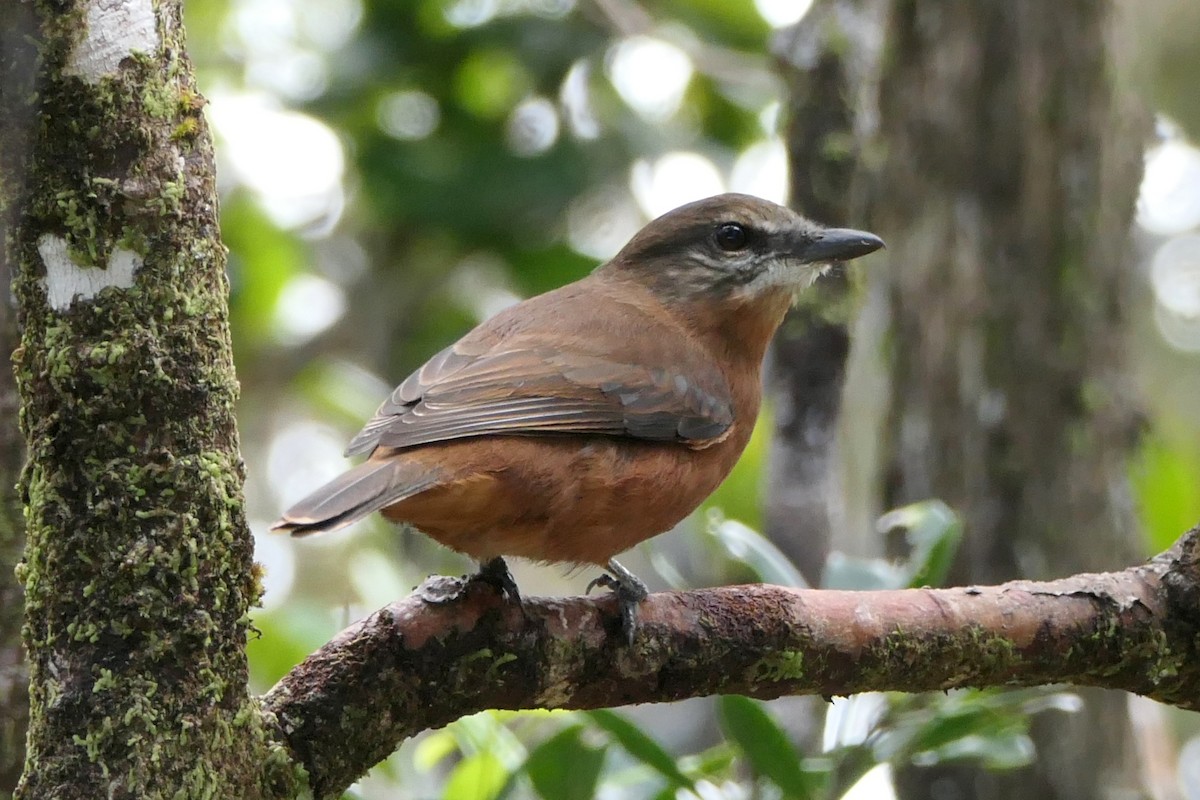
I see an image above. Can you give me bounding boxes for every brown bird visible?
[272,193,882,638]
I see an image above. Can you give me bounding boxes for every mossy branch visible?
[263,528,1200,799]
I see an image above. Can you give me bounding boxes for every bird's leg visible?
[586,558,649,644]
[472,556,522,605]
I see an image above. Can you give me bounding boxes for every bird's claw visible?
[585,573,617,595]
[590,559,648,645]
[472,557,523,606]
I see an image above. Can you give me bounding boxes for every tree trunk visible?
[0,245,28,798]
[0,0,39,790]
[765,0,887,585]
[858,1,1149,797]
[1,0,300,795]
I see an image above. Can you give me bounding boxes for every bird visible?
[272,193,883,640]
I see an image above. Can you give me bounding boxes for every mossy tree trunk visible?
[852,1,1150,798]
[0,0,300,796]
[0,1,40,791]
[0,247,28,798]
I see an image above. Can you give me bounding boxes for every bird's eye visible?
[714,223,748,252]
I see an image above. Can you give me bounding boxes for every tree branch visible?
[263,530,1200,799]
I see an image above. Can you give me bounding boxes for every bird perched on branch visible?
[272,193,883,640]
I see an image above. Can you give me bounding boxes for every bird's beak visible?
[797,228,885,264]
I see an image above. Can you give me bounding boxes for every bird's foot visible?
[586,558,649,645]
[472,556,523,606]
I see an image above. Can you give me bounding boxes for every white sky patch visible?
[630,151,725,218]
[607,36,694,121]
[66,0,159,83]
[38,234,140,311]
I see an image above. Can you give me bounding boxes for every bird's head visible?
[605,193,883,312]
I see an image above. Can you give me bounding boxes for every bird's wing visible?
[344,342,733,456]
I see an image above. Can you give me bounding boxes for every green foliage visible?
[171,0,1192,793]
[823,501,962,592]
[1131,432,1200,552]
[718,696,818,798]
[586,710,694,792]
[444,752,508,800]
[520,726,607,800]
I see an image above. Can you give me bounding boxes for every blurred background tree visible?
[5,0,1193,796]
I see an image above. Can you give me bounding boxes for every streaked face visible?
[608,193,882,305]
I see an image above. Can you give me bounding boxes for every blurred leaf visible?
[505,243,596,297]
[246,603,338,689]
[522,725,607,800]
[820,551,907,591]
[877,500,963,588]
[443,751,509,800]
[676,743,738,783]
[1131,433,1200,553]
[905,708,1017,756]
[868,688,1070,774]
[454,49,532,119]
[647,0,772,50]
[718,696,815,799]
[453,711,528,769]
[702,406,770,528]
[704,511,810,588]
[913,732,1035,770]
[414,729,460,771]
[689,76,767,149]
[220,194,305,350]
[586,710,693,790]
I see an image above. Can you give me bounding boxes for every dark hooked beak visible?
[798,227,885,264]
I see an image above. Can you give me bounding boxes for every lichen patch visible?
[37,233,140,310]
[65,0,159,83]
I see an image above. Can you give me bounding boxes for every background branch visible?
[264,530,1200,799]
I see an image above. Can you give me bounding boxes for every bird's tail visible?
[270,458,439,537]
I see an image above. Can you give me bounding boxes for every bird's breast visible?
[380,427,753,565]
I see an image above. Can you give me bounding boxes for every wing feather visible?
[345,342,733,457]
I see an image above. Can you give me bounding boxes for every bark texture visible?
[4,1,300,796]
[859,1,1150,798]
[0,0,40,790]
[0,250,28,799]
[264,533,1200,800]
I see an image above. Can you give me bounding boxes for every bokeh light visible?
[730,138,790,204]
[1138,137,1200,235]
[1151,235,1200,351]
[377,90,441,141]
[567,186,645,260]
[755,0,814,28]
[630,151,725,218]
[505,95,560,156]
[607,36,694,121]
[210,93,345,230]
[271,274,347,345]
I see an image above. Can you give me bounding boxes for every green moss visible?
[744,650,806,684]
[9,1,303,796]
